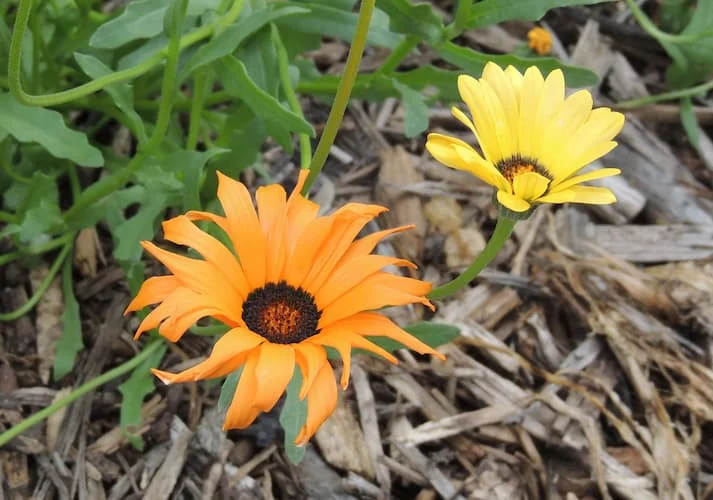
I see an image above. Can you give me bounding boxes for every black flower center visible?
[242,281,321,344]
[497,156,550,183]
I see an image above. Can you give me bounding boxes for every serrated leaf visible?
[0,93,103,167]
[467,0,611,28]
[74,53,147,142]
[276,3,400,48]
[219,56,315,138]
[680,96,700,148]
[178,5,309,81]
[279,369,307,464]
[393,80,429,138]
[119,343,167,450]
[367,322,460,354]
[218,368,242,413]
[436,42,599,88]
[377,0,443,43]
[54,257,83,381]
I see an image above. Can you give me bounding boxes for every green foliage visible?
[54,257,84,381]
[279,369,308,464]
[218,368,242,413]
[118,343,167,450]
[661,1,713,88]
[368,322,460,354]
[467,0,611,28]
[378,0,444,43]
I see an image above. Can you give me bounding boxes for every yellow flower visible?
[528,27,552,55]
[126,170,443,445]
[426,63,625,213]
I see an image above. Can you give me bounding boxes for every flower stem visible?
[616,77,713,108]
[0,340,164,447]
[377,36,419,75]
[301,0,376,194]
[428,217,517,300]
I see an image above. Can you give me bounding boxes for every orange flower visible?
[527,27,552,56]
[126,170,443,445]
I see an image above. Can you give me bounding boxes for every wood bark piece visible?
[377,146,426,261]
[555,208,713,262]
[141,417,193,500]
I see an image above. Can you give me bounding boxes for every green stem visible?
[186,72,208,151]
[0,211,17,223]
[0,233,72,267]
[377,36,419,75]
[616,78,713,108]
[301,0,376,194]
[622,0,708,45]
[274,24,311,170]
[7,0,231,107]
[428,217,517,300]
[0,340,164,447]
[0,239,73,321]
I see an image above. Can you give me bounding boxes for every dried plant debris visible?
[4,3,713,499]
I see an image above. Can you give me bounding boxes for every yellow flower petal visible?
[497,190,531,212]
[549,168,621,193]
[539,186,616,205]
[512,171,550,201]
[518,66,545,159]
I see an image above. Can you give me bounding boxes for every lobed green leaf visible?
[377,0,444,43]
[467,0,611,29]
[54,258,84,381]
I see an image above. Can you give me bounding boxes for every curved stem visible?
[301,0,376,195]
[616,78,713,108]
[0,211,17,223]
[0,233,73,267]
[623,0,709,45]
[7,0,236,107]
[274,24,311,170]
[186,71,208,150]
[0,239,73,321]
[0,340,164,447]
[428,217,517,300]
[377,36,419,75]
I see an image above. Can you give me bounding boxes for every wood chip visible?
[141,417,193,500]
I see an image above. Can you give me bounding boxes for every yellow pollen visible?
[500,162,536,184]
[528,27,552,56]
[260,301,301,337]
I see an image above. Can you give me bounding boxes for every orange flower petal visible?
[162,215,250,299]
[331,312,445,360]
[283,217,336,288]
[319,274,434,328]
[295,361,338,445]
[310,330,352,389]
[224,349,260,430]
[134,288,204,340]
[315,255,416,310]
[294,342,327,399]
[341,225,413,262]
[252,343,295,411]
[152,328,263,385]
[140,241,241,319]
[125,275,179,313]
[302,204,386,292]
[216,171,267,289]
[256,184,289,283]
[285,171,320,257]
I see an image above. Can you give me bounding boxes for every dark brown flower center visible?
[497,156,550,183]
[242,281,320,344]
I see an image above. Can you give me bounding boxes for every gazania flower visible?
[126,170,443,445]
[426,62,625,214]
[527,27,552,55]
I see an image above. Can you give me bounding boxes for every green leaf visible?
[162,148,229,211]
[279,369,307,464]
[89,0,216,49]
[0,93,103,167]
[54,257,84,381]
[163,0,189,38]
[436,42,599,88]
[178,5,309,81]
[119,343,167,450]
[663,2,713,87]
[276,3,400,48]
[89,0,168,49]
[218,368,242,413]
[73,53,147,143]
[393,81,429,138]
[680,96,700,148]
[367,322,459,354]
[219,56,315,138]
[113,192,169,262]
[377,0,443,43]
[467,0,611,28]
